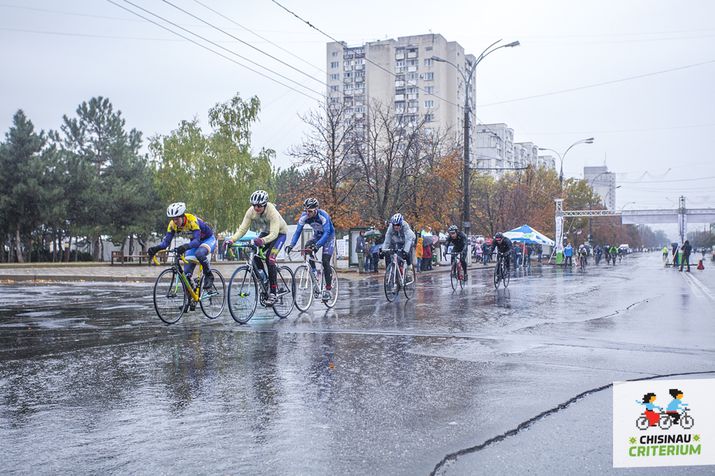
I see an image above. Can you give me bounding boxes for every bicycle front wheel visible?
[322,265,339,309]
[502,262,510,288]
[199,269,226,319]
[493,261,502,288]
[403,265,416,299]
[228,265,258,324]
[272,265,295,318]
[153,268,187,324]
[384,262,398,302]
[450,261,458,291]
[293,264,314,312]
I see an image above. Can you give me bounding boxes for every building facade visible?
[327,34,476,157]
[584,165,617,210]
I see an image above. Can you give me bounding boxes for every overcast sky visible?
[2,0,714,238]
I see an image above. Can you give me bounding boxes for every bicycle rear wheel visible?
[199,269,226,319]
[293,264,314,312]
[272,265,295,318]
[384,262,398,302]
[228,265,258,324]
[322,265,339,309]
[403,265,416,299]
[153,268,187,324]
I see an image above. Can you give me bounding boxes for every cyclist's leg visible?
[460,250,468,278]
[195,237,216,286]
[322,239,335,289]
[182,247,198,278]
[266,234,286,294]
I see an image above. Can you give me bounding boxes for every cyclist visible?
[147,202,216,291]
[445,225,468,281]
[493,232,513,270]
[380,213,416,280]
[609,244,619,265]
[224,190,289,305]
[594,245,603,265]
[578,244,588,267]
[285,198,336,301]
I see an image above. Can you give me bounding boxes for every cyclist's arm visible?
[289,213,306,248]
[382,227,394,252]
[229,207,254,242]
[402,222,416,252]
[157,222,176,249]
[315,211,334,248]
[261,204,285,244]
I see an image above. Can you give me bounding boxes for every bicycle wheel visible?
[450,261,458,291]
[403,265,416,299]
[680,414,694,429]
[493,260,502,288]
[502,261,510,288]
[458,264,465,289]
[199,269,226,319]
[293,264,314,312]
[384,262,398,302]
[153,268,187,324]
[322,265,339,309]
[272,265,295,318]
[227,265,258,324]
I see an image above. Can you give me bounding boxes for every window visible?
[424,100,434,108]
[425,114,434,122]
[332,51,338,57]
[396,60,405,67]
[423,58,432,67]
[330,61,339,68]
[407,59,418,66]
[407,72,417,80]
[330,73,340,81]
[330,85,339,92]
[424,72,434,81]
[425,86,434,95]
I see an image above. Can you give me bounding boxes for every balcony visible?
[407,51,417,58]
[395,53,405,60]
[395,80,405,88]
[394,94,405,101]
[407,66,417,72]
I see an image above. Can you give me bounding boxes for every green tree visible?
[0,110,48,262]
[150,93,273,234]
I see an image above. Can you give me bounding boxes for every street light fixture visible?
[432,38,519,237]
[538,137,594,191]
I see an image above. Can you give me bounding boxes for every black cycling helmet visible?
[494,232,504,240]
[448,225,458,233]
[303,197,319,210]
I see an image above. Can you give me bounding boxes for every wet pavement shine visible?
[1,254,714,474]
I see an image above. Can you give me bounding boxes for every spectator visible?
[415,234,424,272]
[564,242,573,267]
[514,244,523,269]
[369,240,381,272]
[422,237,433,270]
[356,230,366,274]
[680,240,692,272]
[482,241,490,265]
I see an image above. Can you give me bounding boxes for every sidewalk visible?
[0,260,497,284]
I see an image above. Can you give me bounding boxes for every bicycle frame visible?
[389,251,407,286]
[295,248,324,289]
[231,243,270,292]
[153,251,204,302]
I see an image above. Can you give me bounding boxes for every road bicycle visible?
[578,253,588,271]
[449,251,466,290]
[226,243,295,324]
[151,250,226,324]
[291,248,339,311]
[383,249,416,302]
[493,251,510,289]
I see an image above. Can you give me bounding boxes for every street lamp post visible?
[432,39,519,237]
[538,137,594,191]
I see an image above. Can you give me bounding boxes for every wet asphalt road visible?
[1,254,714,475]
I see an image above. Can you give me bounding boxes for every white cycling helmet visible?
[166,202,186,218]
[250,190,268,206]
[390,213,404,225]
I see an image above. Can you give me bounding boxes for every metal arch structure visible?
[554,196,715,251]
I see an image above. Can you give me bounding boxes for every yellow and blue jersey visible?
[159,213,214,249]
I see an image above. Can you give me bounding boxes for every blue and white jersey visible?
[382,220,416,253]
[290,209,335,251]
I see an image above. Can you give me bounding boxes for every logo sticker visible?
[613,378,715,467]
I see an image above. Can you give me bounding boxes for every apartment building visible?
[326,34,476,156]
[584,165,617,210]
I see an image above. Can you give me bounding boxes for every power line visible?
[0,26,179,41]
[160,0,325,86]
[270,0,462,110]
[620,175,715,184]
[478,59,715,107]
[191,0,325,75]
[105,0,322,102]
[521,123,715,136]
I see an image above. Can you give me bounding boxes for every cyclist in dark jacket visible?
[493,233,513,270]
[445,225,469,281]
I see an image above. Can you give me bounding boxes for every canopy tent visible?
[503,225,555,246]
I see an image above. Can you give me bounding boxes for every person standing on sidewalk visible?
[564,242,573,267]
[422,236,433,270]
[356,230,366,274]
[679,240,692,272]
[415,234,424,272]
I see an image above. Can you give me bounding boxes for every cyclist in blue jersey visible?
[147,202,216,290]
[284,198,336,301]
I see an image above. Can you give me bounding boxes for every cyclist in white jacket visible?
[380,213,416,273]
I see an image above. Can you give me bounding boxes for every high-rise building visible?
[326,33,476,156]
[475,123,553,176]
[584,166,617,210]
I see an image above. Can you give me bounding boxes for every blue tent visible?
[503,224,555,246]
